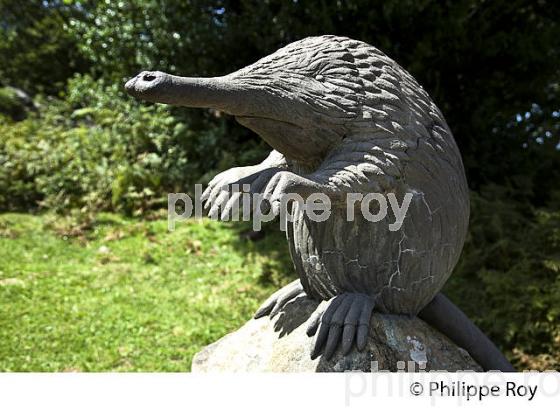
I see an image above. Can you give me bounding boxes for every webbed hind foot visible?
[307,293,375,360]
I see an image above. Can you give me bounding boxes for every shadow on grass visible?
[222,219,296,288]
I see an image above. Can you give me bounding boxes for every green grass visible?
[0,212,294,371]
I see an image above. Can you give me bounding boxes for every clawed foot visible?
[201,166,283,220]
[254,279,306,319]
[307,293,375,360]
[202,167,324,221]
[260,171,320,216]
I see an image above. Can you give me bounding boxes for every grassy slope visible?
[0,213,294,371]
[2,210,557,371]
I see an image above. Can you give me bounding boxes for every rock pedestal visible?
[192,296,482,372]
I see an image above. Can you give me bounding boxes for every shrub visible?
[447,185,560,369]
[0,74,267,214]
[0,87,27,121]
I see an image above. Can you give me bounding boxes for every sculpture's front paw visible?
[307,293,375,360]
[201,166,282,220]
[254,279,306,319]
[261,171,320,216]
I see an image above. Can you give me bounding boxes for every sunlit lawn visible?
[0,212,294,371]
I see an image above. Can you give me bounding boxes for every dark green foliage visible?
[447,187,560,369]
[0,0,89,95]
[3,1,559,197]
[0,87,27,120]
[66,0,225,81]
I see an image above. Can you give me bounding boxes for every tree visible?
[60,0,560,196]
[0,0,89,95]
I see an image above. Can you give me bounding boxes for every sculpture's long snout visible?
[125,71,163,96]
[125,70,258,116]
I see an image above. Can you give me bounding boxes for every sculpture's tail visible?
[418,293,515,372]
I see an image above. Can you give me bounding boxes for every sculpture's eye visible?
[315,74,325,81]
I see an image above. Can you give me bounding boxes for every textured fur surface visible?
[231,36,470,314]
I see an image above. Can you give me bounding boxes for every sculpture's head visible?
[125,36,363,163]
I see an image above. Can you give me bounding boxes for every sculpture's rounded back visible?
[284,37,469,314]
